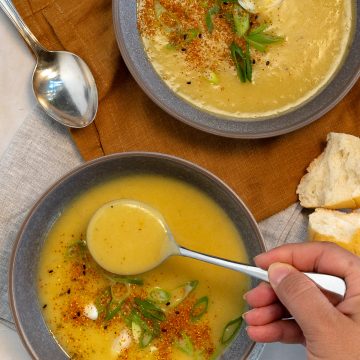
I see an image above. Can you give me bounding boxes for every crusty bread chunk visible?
[297,132,360,209]
[309,208,360,256]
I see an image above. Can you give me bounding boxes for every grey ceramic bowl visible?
[9,152,265,360]
[113,1,360,138]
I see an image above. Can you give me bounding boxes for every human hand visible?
[243,242,360,360]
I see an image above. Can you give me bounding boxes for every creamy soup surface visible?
[87,200,176,275]
[138,0,353,118]
[38,175,249,360]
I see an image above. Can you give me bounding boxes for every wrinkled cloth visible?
[0,107,308,327]
[0,106,82,327]
[13,0,360,221]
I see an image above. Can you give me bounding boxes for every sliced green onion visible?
[154,0,180,31]
[230,42,246,83]
[194,351,206,360]
[94,287,112,314]
[170,280,198,308]
[128,310,159,346]
[245,42,252,81]
[132,321,142,343]
[205,5,220,33]
[184,28,201,43]
[140,331,154,348]
[104,274,144,285]
[175,332,194,355]
[128,310,152,333]
[154,0,166,19]
[65,241,87,259]
[110,283,130,301]
[249,23,268,35]
[135,298,166,321]
[105,299,125,321]
[204,71,219,85]
[165,43,176,50]
[220,316,243,344]
[233,5,249,37]
[245,25,284,52]
[150,287,171,304]
[190,296,209,322]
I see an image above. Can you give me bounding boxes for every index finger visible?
[254,242,360,298]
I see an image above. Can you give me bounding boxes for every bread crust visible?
[297,133,360,209]
[308,209,360,256]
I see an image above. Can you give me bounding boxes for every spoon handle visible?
[178,246,346,297]
[0,0,46,55]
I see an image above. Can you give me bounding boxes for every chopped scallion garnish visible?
[175,332,194,355]
[185,28,201,43]
[104,274,144,285]
[204,70,220,85]
[205,5,220,33]
[135,298,166,322]
[131,320,142,343]
[190,296,209,322]
[94,286,112,314]
[140,331,154,348]
[128,310,152,333]
[245,24,284,52]
[150,287,171,304]
[129,310,158,347]
[154,0,166,19]
[245,42,252,81]
[105,299,125,321]
[230,42,249,83]
[170,280,199,308]
[233,5,250,37]
[220,316,243,344]
[65,241,87,259]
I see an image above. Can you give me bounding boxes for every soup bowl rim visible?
[9,151,266,360]
[112,0,360,138]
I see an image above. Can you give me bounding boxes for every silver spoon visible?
[87,200,346,297]
[0,0,98,128]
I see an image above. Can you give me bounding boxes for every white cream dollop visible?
[112,329,132,355]
[83,303,98,321]
[238,0,284,13]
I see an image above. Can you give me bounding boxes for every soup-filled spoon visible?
[87,199,346,297]
[0,0,98,128]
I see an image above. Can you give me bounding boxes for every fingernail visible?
[242,291,249,300]
[268,263,293,287]
[242,311,250,320]
[253,254,263,262]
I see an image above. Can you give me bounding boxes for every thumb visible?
[268,262,338,334]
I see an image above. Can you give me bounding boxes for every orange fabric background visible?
[14,0,360,221]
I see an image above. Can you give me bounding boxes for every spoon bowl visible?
[33,50,98,128]
[0,0,98,128]
[87,199,347,297]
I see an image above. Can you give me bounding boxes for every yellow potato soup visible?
[38,174,249,359]
[138,0,353,118]
[87,200,176,275]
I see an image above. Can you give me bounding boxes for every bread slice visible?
[309,208,360,256]
[297,132,360,209]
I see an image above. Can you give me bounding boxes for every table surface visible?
[0,9,305,360]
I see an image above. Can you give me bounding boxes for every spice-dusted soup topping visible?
[138,0,352,118]
[38,174,249,359]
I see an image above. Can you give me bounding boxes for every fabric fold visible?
[13,0,360,221]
